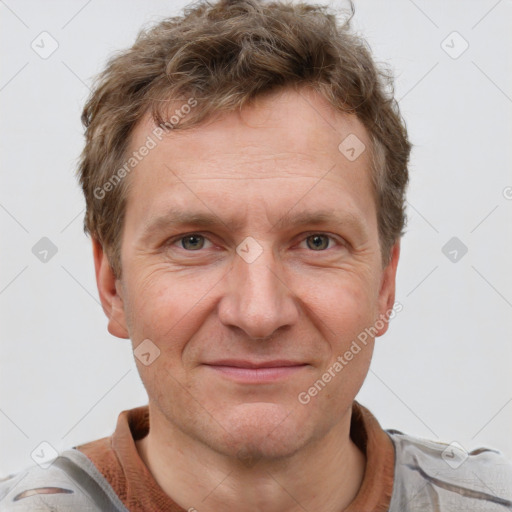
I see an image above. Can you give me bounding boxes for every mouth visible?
[203,360,309,383]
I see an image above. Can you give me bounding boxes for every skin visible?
[93,86,400,512]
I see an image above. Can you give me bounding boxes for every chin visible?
[206,402,316,463]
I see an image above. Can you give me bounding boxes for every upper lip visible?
[204,360,307,369]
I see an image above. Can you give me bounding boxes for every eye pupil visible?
[307,235,329,250]
[182,235,204,250]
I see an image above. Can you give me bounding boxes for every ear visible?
[92,238,130,339]
[375,241,400,337]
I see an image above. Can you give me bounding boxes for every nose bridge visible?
[219,240,298,339]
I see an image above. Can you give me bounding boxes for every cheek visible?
[125,267,221,354]
[294,272,379,399]
[293,269,379,337]
[303,277,377,404]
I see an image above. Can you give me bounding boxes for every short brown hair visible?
[78,0,411,278]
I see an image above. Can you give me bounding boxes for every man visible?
[1,0,511,510]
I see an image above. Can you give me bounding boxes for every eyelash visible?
[167,232,345,252]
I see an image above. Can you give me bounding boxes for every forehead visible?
[123,87,375,229]
[132,87,370,173]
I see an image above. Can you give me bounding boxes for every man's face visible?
[99,87,399,461]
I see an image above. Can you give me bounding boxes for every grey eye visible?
[181,234,205,250]
[306,234,330,250]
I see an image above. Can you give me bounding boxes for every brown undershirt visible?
[75,401,395,511]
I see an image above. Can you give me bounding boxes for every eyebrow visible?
[140,207,367,242]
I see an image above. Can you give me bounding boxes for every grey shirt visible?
[1,428,511,511]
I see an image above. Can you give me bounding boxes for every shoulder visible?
[386,429,512,511]
[0,449,127,511]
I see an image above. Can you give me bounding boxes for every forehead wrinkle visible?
[170,174,327,182]
[164,162,332,180]
[161,150,334,180]
[161,160,338,182]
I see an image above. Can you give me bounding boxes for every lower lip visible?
[205,365,308,383]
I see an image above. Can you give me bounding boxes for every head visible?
[81,0,410,462]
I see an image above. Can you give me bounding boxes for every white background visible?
[1,0,511,477]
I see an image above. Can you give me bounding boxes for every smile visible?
[203,360,309,383]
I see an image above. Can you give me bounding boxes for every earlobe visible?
[375,241,400,337]
[92,238,130,339]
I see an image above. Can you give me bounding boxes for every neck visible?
[136,404,366,512]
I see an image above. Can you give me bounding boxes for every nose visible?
[218,243,299,340]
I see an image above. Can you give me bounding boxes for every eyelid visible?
[167,232,215,249]
[165,231,347,251]
[296,232,346,249]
